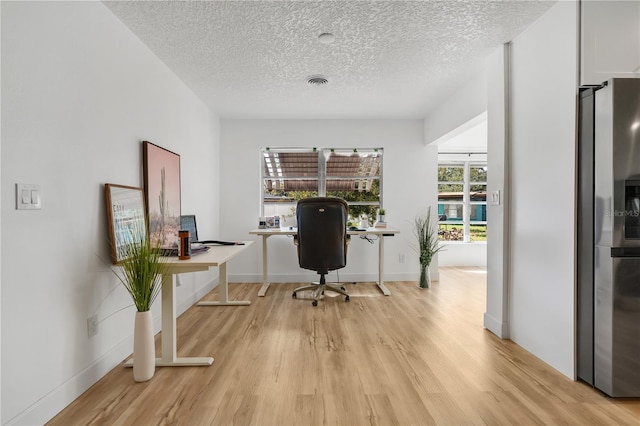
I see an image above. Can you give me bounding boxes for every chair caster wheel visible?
[340,286,346,291]
[312,300,318,307]
[292,292,297,298]
[345,296,350,302]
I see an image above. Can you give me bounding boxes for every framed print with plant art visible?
[143,141,181,249]
[105,184,147,264]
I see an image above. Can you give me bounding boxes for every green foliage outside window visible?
[438,224,487,241]
[438,166,487,191]
[329,178,380,220]
[438,165,487,182]
[266,179,380,222]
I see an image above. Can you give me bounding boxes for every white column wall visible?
[220,120,438,283]
[485,44,511,338]
[508,1,578,378]
[1,2,220,423]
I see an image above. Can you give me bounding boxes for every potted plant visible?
[413,206,442,289]
[378,208,386,222]
[111,226,166,382]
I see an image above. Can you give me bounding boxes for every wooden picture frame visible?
[143,141,181,249]
[105,183,147,264]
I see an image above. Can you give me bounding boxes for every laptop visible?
[180,215,243,245]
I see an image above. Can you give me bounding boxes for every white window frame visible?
[438,159,487,243]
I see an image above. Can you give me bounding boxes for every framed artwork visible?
[105,184,147,264]
[142,141,180,248]
[143,141,181,249]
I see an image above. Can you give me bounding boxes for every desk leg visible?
[377,236,391,296]
[126,274,213,367]
[197,262,251,306]
[257,235,270,296]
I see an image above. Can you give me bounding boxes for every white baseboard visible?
[8,335,134,425]
[9,277,219,426]
[484,312,510,339]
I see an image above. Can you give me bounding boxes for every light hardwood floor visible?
[49,267,639,425]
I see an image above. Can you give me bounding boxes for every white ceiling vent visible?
[306,75,329,86]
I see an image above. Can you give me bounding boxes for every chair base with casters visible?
[292,273,350,306]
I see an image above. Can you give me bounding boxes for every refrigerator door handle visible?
[610,247,640,257]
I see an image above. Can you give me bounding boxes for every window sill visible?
[439,241,487,245]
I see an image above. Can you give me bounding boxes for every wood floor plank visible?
[47,268,640,425]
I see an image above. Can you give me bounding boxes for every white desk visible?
[125,242,252,368]
[249,228,399,297]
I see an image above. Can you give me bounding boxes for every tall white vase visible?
[133,311,155,382]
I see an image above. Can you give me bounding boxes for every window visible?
[261,148,383,226]
[438,161,487,242]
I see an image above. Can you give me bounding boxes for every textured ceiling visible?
[103,0,555,119]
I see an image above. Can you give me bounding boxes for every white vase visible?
[133,311,155,382]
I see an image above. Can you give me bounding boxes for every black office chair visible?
[292,197,351,306]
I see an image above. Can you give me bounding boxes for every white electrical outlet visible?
[87,314,99,338]
[399,253,405,263]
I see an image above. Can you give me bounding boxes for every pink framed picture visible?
[143,141,181,249]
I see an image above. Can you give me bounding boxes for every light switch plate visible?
[16,183,41,210]
[490,190,501,206]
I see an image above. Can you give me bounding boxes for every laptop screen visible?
[180,215,198,241]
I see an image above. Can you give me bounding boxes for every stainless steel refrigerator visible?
[578,78,640,397]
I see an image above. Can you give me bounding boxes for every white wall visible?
[508,1,578,378]
[220,120,438,284]
[423,68,488,146]
[1,2,220,424]
[438,243,486,267]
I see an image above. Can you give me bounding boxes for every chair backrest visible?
[296,197,349,274]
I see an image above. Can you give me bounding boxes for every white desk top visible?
[161,241,253,273]
[249,227,399,236]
